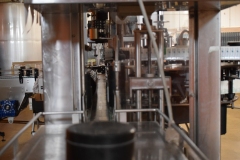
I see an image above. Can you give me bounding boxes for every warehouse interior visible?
[1,0,240,160]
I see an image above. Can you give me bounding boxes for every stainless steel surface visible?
[16,124,69,160]
[80,4,86,121]
[113,36,121,111]
[71,5,81,112]
[116,108,157,113]
[188,1,197,145]
[156,30,164,70]
[156,30,165,128]
[159,90,164,128]
[1,1,225,159]
[0,111,84,157]
[189,2,221,159]
[131,122,187,160]
[136,90,142,121]
[42,111,83,115]
[13,122,188,160]
[0,77,35,103]
[0,3,42,70]
[41,5,80,124]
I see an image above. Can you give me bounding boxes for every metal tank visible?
[0,3,41,70]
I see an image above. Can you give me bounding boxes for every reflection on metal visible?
[0,3,42,70]
[14,122,188,160]
[0,78,35,104]
[41,4,81,124]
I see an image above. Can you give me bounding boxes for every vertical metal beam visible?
[156,31,165,128]
[79,4,86,121]
[189,1,221,159]
[71,5,81,113]
[189,0,198,145]
[135,31,142,121]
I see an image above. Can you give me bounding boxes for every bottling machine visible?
[1,0,240,160]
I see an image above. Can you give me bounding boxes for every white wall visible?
[221,4,240,27]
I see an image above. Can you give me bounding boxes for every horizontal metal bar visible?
[115,108,157,113]
[42,111,83,115]
[23,0,240,4]
[0,120,31,124]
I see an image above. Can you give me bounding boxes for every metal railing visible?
[0,111,84,157]
[115,108,208,160]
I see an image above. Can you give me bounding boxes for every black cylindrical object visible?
[221,104,227,135]
[66,121,135,160]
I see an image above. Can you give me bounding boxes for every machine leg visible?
[0,132,5,141]
[31,113,36,135]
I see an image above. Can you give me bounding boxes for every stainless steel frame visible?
[2,0,236,159]
[189,2,221,159]
[0,110,208,160]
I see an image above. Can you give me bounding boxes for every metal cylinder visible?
[0,3,42,70]
[89,28,98,40]
[134,30,142,121]
[156,30,164,70]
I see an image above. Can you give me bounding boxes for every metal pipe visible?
[137,0,174,125]
[156,31,165,128]
[171,124,208,160]
[157,31,164,70]
[115,108,157,113]
[136,90,142,121]
[80,4,86,121]
[42,111,84,115]
[114,36,121,110]
[135,31,141,78]
[135,31,142,121]
[148,90,152,120]
[0,112,42,156]
[155,109,208,160]
[147,36,152,120]
[70,10,75,111]
[159,90,164,128]
[147,35,151,73]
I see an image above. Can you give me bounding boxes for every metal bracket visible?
[129,77,171,98]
